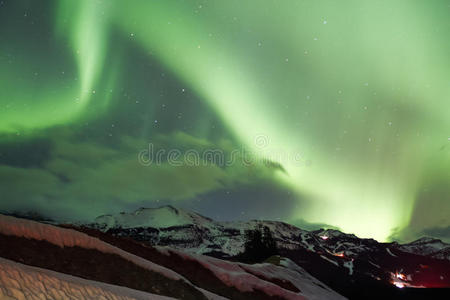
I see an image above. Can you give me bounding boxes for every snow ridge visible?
[0,214,188,282]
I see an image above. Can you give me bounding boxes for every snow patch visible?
[249,258,346,300]
[320,255,339,266]
[343,261,354,275]
[386,248,397,257]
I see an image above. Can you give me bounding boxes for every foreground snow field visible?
[0,257,173,300]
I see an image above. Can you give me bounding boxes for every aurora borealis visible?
[0,0,449,242]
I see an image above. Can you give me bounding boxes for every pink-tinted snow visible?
[158,247,307,300]
[0,215,186,282]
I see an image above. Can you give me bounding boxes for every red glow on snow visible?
[396,272,407,281]
[393,282,404,288]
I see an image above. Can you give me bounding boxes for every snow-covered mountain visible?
[91,205,450,261]
[87,205,450,297]
[92,205,308,256]
[399,237,450,261]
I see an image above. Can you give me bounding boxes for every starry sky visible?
[0,0,449,242]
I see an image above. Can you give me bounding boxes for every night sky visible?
[0,0,449,242]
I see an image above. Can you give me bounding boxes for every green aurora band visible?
[0,0,449,241]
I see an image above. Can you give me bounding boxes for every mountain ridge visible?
[81,205,450,296]
[88,205,450,261]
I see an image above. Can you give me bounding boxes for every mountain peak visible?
[312,228,358,240]
[134,205,179,215]
[94,205,212,230]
